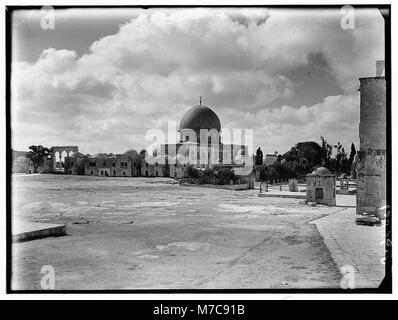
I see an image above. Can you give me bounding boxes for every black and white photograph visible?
[4,3,391,294]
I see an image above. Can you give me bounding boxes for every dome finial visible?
[199,96,202,105]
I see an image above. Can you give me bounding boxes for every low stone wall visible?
[336,189,356,195]
[182,182,251,191]
[258,191,307,199]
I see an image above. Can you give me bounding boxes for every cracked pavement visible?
[12,174,368,290]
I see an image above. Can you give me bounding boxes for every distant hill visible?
[12,149,28,161]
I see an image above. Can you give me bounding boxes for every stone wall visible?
[13,156,31,173]
[84,154,140,177]
[288,179,298,192]
[141,160,166,177]
[169,164,188,179]
[52,146,79,172]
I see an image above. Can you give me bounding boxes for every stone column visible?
[356,150,386,215]
[356,74,386,216]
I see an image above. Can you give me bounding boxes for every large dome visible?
[180,105,221,132]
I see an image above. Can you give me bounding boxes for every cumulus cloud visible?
[11,8,384,154]
[221,93,359,153]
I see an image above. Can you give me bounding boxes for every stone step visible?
[12,221,66,242]
[355,216,382,227]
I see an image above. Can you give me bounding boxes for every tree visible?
[268,166,278,183]
[283,142,323,166]
[201,168,216,184]
[320,136,333,168]
[259,165,270,182]
[282,141,323,177]
[26,145,51,173]
[217,167,236,184]
[139,149,147,159]
[345,142,357,177]
[333,142,348,177]
[295,142,323,166]
[273,162,295,180]
[348,143,356,166]
[186,165,201,180]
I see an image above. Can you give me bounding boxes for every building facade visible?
[153,103,250,171]
[141,157,167,177]
[84,151,141,177]
[264,154,278,166]
[14,102,252,179]
[52,146,79,172]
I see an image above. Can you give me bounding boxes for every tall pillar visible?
[356,64,386,215]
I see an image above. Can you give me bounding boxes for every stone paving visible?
[12,174,343,290]
[311,207,386,288]
[11,174,386,290]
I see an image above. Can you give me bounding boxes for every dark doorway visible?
[315,188,323,200]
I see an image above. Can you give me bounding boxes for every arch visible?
[61,151,67,163]
[51,146,79,171]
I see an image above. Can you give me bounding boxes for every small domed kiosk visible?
[306,167,336,206]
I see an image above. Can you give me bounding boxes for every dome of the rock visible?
[180,104,221,132]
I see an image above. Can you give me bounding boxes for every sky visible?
[11,7,385,156]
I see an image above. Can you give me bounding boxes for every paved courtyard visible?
[11,174,385,290]
[311,208,386,288]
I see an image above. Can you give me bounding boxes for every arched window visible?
[61,151,67,163]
